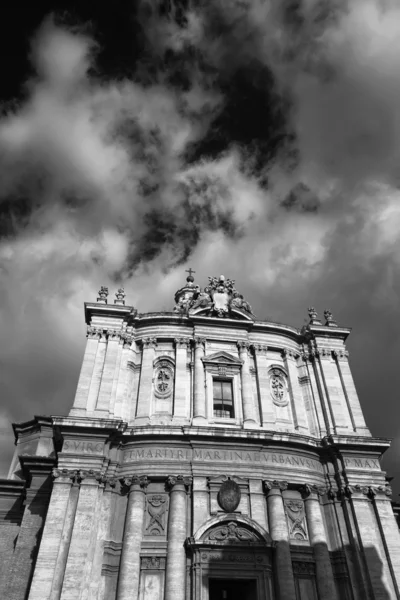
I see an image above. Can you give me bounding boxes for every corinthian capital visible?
[174,338,191,348]
[252,343,268,354]
[142,337,157,349]
[167,475,193,490]
[237,341,250,353]
[120,475,149,490]
[264,480,288,493]
[194,337,206,349]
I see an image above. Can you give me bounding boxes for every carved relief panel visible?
[269,367,289,407]
[145,494,169,537]
[284,499,308,542]
[153,357,175,415]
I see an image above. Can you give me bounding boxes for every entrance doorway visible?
[209,578,258,600]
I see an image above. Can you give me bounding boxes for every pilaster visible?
[237,342,258,428]
[173,338,190,424]
[282,348,309,434]
[193,338,207,424]
[69,327,99,416]
[333,350,370,435]
[135,338,157,425]
[252,344,275,429]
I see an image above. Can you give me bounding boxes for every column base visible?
[172,417,191,425]
[243,420,259,430]
[192,416,208,426]
[134,416,151,426]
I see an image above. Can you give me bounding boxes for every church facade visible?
[1,273,399,600]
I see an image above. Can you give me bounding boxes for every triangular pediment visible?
[202,351,242,366]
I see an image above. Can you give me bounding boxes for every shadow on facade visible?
[194,539,393,600]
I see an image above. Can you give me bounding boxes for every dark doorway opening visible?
[209,578,257,600]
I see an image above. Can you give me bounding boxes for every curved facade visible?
[1,275,400,600]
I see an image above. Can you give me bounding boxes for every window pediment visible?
[202,351,242,367]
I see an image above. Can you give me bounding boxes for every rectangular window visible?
[213,379,234,418]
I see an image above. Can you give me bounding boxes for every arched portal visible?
[186,515,274,600]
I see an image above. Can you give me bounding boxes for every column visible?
[370,487,400,595]
[309,350,333,434]
[86,330,107,413]
[28,469,78,600]
[6,458,54,600]
[301,485,338,600]
[96,330,121,416]
[136,338,157,424]
[116,476,148,600]
[282,349,309,433]
[333,350,363,433]
[253,344,275,429]
[69,328,99,416]
[249,479,268,531]
[238,342,258,427]
[173,338,190,423]
[114,334,133,420]
[347,485,399,598]
[318,348,352,433]
[165,475,192,600]
[60,471,103,600]
[193,338,206,423]
[264,480,296,600]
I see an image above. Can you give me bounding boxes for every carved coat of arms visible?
[218,479,241,512]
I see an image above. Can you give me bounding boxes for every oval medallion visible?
[218,479,241,512]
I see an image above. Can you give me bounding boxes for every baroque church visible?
[1,272,400,600]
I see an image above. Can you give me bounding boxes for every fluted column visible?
[238,341,257,427]
[264,480,296,600]
[193,338,206,423]
[301,485,338,600]
[165,475,192,600]
[116,476,148,600]
[136,338,157,424]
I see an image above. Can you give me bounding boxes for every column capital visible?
[79,469,107,485]
[167,475,192,491]
[264,480,288,493]
[237,340,250,352]
[282,348,300,359]
[194,337,206,349]
[121,475,149,492]
[121,333,133,348]
[86,326,102,339]
[332,349,349,361]
[174,338,191,348]
[252,343,268,354]
[299,484,327,499]
[141,337,157,349]
[52,468,78,484]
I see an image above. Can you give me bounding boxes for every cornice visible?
[12,415,53,443]
[84,302,137,325]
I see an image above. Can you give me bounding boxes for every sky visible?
[0,0,400,497]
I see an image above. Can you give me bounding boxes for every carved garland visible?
[269,367,289,407]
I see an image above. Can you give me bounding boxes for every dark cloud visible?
[1,0,400,497]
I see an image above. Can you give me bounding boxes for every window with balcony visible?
[213,379,234,418]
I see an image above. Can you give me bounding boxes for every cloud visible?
[1,1,400,491]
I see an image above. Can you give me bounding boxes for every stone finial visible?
[324,309,338,327]
[114,287,126,305]
[308,306,321,325]
[97,286,109,304]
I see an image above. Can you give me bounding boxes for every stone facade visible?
[1,275,400,600]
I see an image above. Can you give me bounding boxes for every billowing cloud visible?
[1,1,400,491]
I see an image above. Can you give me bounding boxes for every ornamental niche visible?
[153,358,174,399]
[269,368,289,407]
[173,273,255,320]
